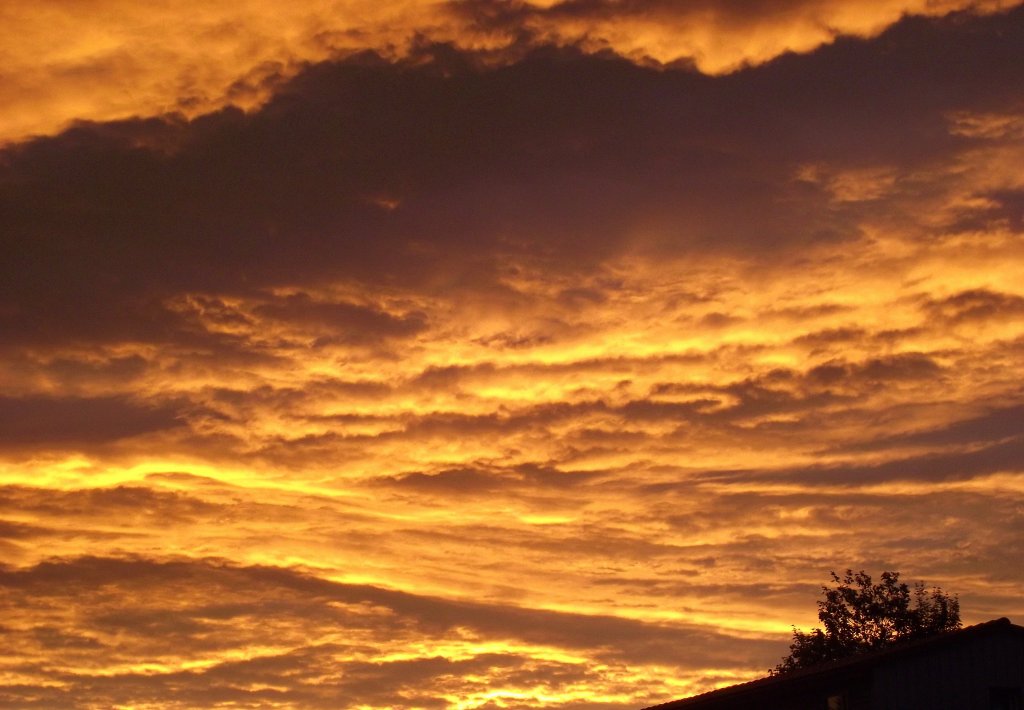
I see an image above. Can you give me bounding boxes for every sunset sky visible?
[2,1,1024,707]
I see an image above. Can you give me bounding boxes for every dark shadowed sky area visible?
[1,1,1023,707]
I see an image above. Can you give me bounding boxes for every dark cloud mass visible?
[1,7,1022,347]
[0,395,186,446]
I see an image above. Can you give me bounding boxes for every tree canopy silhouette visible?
[773,569,961,674]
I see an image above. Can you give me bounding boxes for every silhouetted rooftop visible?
[644,617,1024,709]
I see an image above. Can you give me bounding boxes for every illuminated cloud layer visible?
[1,3,1023,708]
[0,0,1016,143]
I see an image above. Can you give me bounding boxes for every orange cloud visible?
[2,0,1019,143]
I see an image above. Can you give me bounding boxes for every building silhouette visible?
[644,617,1024,710]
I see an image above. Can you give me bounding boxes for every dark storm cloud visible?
[2,7,1023,347]
[0,395,187,447]
[697,434,1024,487]
[792,326,868,349]
[453,0,916,28]
[806,352,943,386]
[37,354,150,388]
[921,288,1024,325]
[0,519,53,540]
[838,403,1024,452]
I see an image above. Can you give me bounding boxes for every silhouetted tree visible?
[773,569,960,674]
